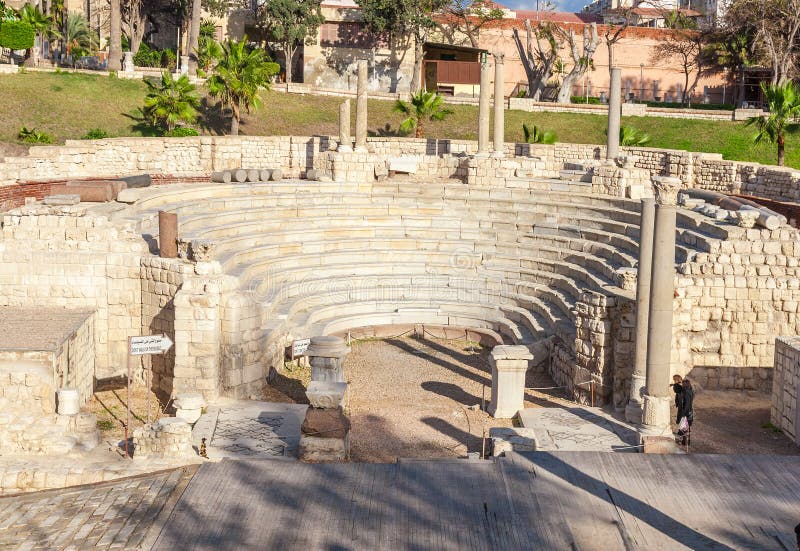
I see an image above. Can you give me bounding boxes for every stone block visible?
[388,156,418,174]
[43,194,80,206]
[301,407,350,439]
[306,381,347,409]
[299,434,348,462]
[489,427,537,457]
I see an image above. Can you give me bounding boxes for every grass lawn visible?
[2,71,797,168]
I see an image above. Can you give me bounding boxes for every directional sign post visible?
[125,334,175,458]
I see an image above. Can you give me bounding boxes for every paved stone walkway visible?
[518,407,641,452]
[192,400,307,459]
[0,467,194,550]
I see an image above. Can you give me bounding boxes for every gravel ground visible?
[342,335,569,462]
[676,389,800,455]
[267,336,800,462]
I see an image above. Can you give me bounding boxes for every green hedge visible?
[0,20,34,51]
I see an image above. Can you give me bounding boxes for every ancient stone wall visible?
[141,257,190,398]
[772,337,799,444]
[675,224,800,391]
[3,137,800,206]
[0,204,144,377]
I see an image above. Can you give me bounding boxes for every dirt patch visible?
[677,389,799,455]
[266,337,800,461]
[340,335,568,462]
[85,376,171,443]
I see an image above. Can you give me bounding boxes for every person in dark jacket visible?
[672,374,684,425]
[678,378,695,445]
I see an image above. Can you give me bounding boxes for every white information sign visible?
[292,338,311,357]
[130,334,174,356]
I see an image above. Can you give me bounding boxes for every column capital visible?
[651,176,682,206]
[492,52,505,64]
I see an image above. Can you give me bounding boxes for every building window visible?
[320,22,386,48]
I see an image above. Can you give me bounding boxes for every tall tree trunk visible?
[187,0,201,76]
[778,135,785,166]
[416,120,423,138]
[230,105,240,135]
[556,24,599,105]
[108,0,122,71]
[683,69,690,105]
[410,35,423,92]
[285,44,294,89]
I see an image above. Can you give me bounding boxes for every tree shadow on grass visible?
[122,109,163,137]
[196,98,230,135]
[368,122,406,137]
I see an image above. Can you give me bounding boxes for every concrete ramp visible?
[152,453,800,550]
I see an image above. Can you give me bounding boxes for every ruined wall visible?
[4,137,800,206]
[676,226,800,391]
[0,204,144,377]
[772,337,799,444]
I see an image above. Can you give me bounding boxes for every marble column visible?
[307,336,351,383]
[338,100,352,152]
[641,176,682,434]
[355,60,368,152]
[478,61,491,156]
[625,197,655,425]
[492,53,505,158]
[489,345,532,419]
[606,67,622,160]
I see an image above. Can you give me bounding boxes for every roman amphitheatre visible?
[1,70,800,549]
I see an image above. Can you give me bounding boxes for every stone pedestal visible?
[640,395,671,435]
[122,51,134,73]
[492,53,505,158]
[338,100,352,152]
[307,336,350,383]
[354,60,368,152]
[299,382,350,461]
[626,198,655,425]
[489,345,532,419]
[477,61,491,156]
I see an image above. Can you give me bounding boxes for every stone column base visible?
[639,394,671,437]
[624,400,643,425]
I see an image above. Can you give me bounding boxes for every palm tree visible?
[394,91,453,138]
[108,0,122,71]
[195,36,222,76]
[186,0,202,75]
[746,81,800,166]
[19,3,59,64]
[63,12,97,57]
[207,38,275,135]
[143,72,200,132]
[49,0,66,55]
[523,123,557,144]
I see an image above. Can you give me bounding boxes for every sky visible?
[502,0,587,12]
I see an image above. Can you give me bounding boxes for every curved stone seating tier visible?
[118,178,754,391]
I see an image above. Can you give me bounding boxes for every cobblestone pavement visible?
[0,466,195,550]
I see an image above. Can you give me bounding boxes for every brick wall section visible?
[772,337,799,444]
